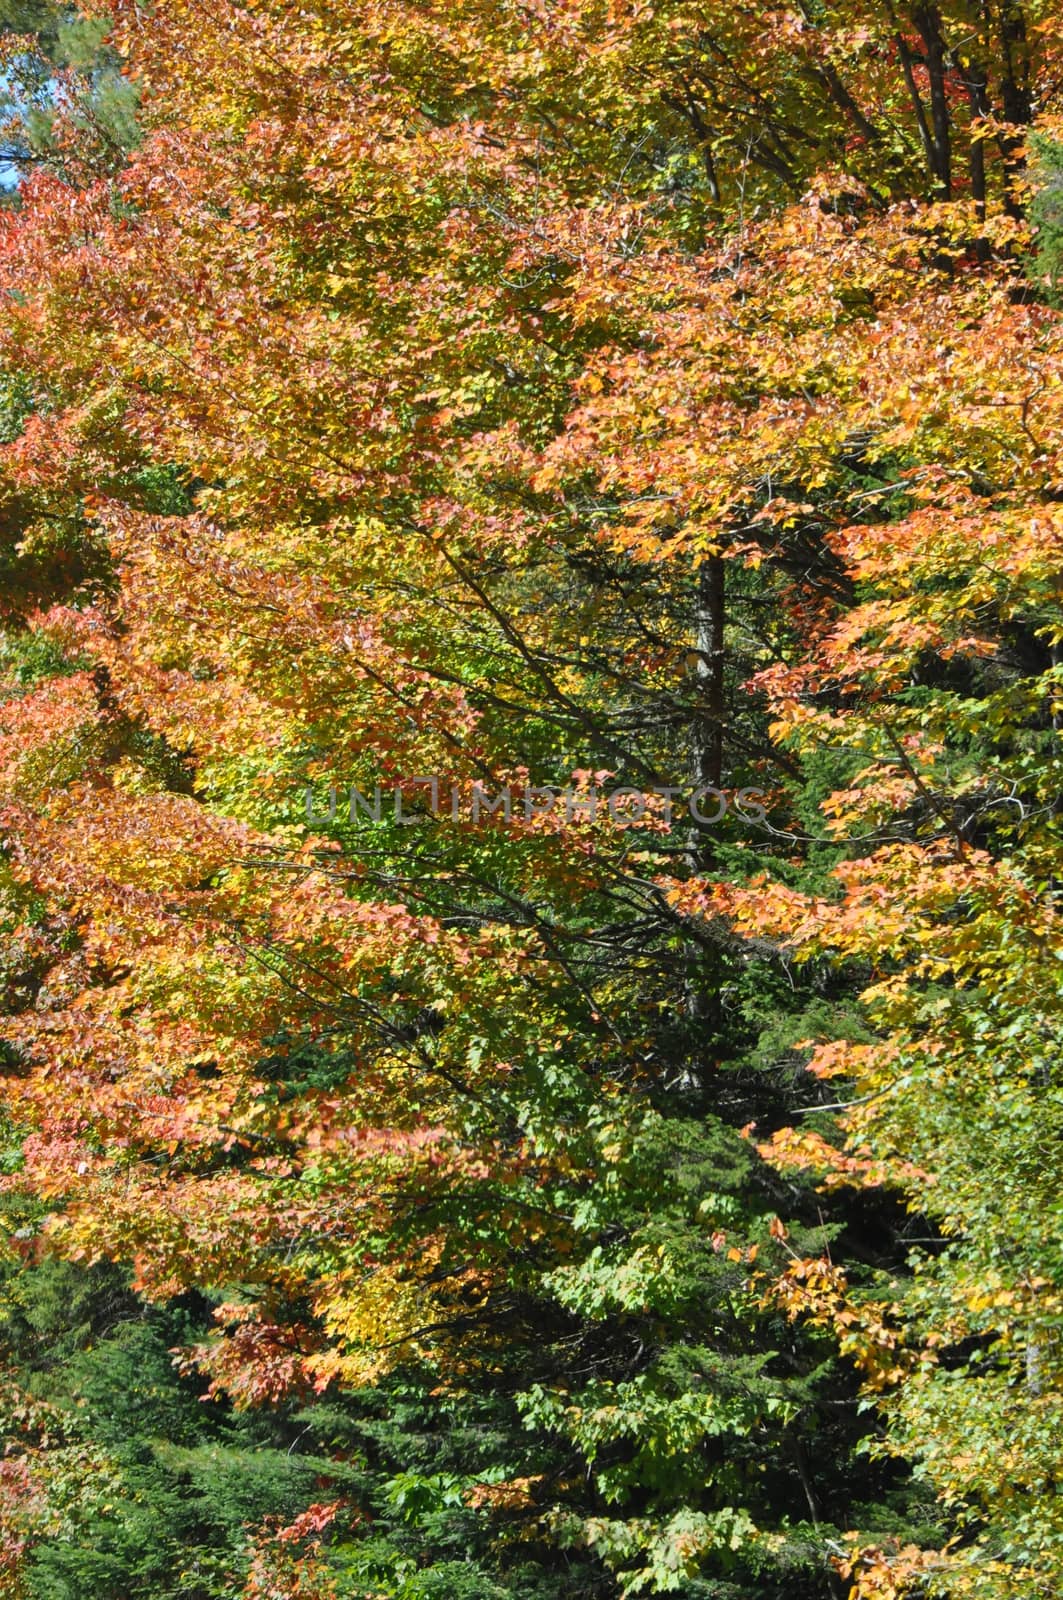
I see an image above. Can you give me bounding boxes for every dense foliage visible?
[0,2,1060,1597]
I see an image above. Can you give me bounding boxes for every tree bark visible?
[692,554,726,797]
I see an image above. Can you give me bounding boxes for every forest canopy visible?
[0,2,1060,1598]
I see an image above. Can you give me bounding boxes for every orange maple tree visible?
[0,2,1061,1597]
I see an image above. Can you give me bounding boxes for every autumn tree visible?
[0,3,1061,1599]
